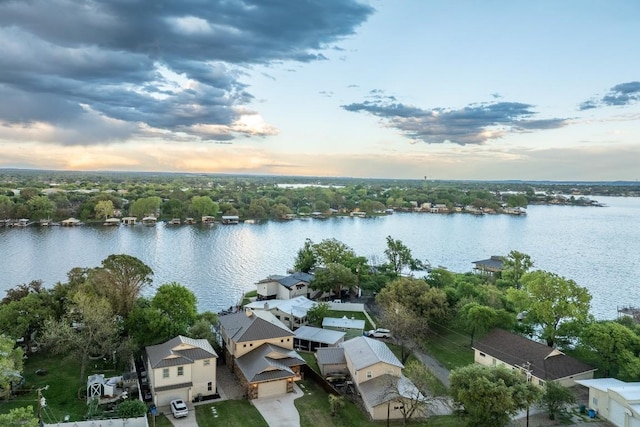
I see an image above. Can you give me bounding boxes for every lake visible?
[0,196,638,319]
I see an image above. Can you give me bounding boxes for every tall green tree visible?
[500,250,534,289]
[579,321,640,379]
[0,335,24,399]
[540,381,575,420]
[92,254,153,319]
[384,235,416,276]
[293,239,317,273]
[41,290,119,381]
[0,195,15,219]
[310,263,358,299]
[459,302,512,346]
[94,199,115,220]
[27,195,55,220]
[507,270,591,347]
[377,277,449,321]
[191,195,219,218]
[450,364,541,427]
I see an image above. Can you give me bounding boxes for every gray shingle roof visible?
[256,272,314,289]
[472,256,504,271]
[218,310,293,343]
[473,329,596,381]
[235,343,305,383]
[146,335,218,369]
[341,336,403,371]
[316,347,346,366]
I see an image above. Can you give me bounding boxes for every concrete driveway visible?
[252,384,303,427]
[155,402,198,427]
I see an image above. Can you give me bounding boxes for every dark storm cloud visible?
[0,0,374,144]
[579,81,640,110]
[342,96,569,145]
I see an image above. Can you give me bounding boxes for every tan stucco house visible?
[576,378,640,427]
[473,329,596,387]
[145,335,218,407]
[218,309,305,399]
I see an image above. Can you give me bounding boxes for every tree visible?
[0,195,14,219]
[306,302,329,327]
[0,335,24,399]
[540,381,575,420]
[41,290,119,381]
[0,292,56,344]
[376,277,449,322]
[94,200,115,220]
[117,399,147,418]
[459,302,505,346]
[310,263,358,299]
[328,394,345,416]
[293,239,316,273]
[450,364,541,427]
[380,302,426,363]
[384,235,416,276]
[27,195,55,220]
[191,195,219,218]
[152,282,198,332]
[0,406,39,427]
[129,196,162,218]
[579,321,640,379]
[92,254,153,319]
[507,270,591,347]
[500,250,533,289]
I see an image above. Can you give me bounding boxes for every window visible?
[177,366,184,376]
[479,352,486,357]
[162,368,169,378]
[243,344,247,347]
[204,359,210,366]
[366,371,372,379]
[207,382,213,391]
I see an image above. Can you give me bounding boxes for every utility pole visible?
[522,362,532,427]
[37,385,49,426]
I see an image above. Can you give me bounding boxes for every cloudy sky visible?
[1,0,639,181]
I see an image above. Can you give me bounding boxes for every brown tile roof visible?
[473,329,595,381]
[218,310,293,343]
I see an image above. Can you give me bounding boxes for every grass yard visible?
[421,324,474,371]
[195,399,268,427]
[295,379,458,427]
[325,310,374,330]
[299,351,319,373]
[149,413,173,427]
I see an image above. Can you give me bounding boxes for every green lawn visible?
[195,400,267,427]
[300,352,319,373]
[148,413,173,427]
[421,324,474,371]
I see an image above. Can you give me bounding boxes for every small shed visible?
[221,215,240,224]
[87,374,117,401]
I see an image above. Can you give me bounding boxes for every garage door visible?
[609,399,626,427]
[155,388,190,407]
[257,380,287,398]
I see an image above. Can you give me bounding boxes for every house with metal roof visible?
[576,378,640,427]
[144,335,218,406]
[294,325,345,352]
[322,316,365,340]
[255,271,314,300]
[218,308,306,399]
[315,347,348,376]
[338,336,426,421]
[473,329,596,387]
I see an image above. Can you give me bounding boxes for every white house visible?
[576,378,640,427]
[245,296,316,330]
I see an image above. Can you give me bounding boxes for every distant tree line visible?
[1,171,631,223]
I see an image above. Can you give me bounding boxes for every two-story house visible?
[218,308,305,399]
[317,336,425,420]
[145,335,218,407]
[244,295,316,330]
[255,272,314,300]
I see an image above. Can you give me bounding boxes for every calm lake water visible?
[1,196,638,319]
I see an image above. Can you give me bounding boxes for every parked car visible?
[365,328,391,338]
[170,399,189,418]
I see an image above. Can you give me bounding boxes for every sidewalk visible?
[413,347,450,388]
